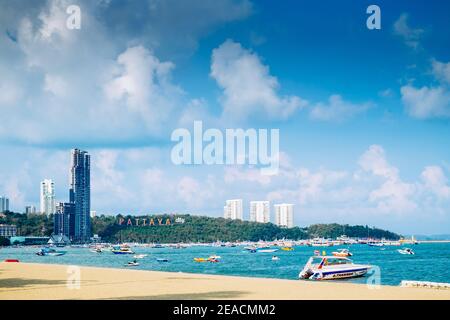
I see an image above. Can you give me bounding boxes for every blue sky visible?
[1,0,450,235]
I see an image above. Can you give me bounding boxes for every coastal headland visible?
[1,262,449,300]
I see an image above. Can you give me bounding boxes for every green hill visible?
[0,212,401,243]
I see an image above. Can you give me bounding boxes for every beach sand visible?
[0,262,449,300]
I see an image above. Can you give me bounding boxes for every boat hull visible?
[301,267,370,280]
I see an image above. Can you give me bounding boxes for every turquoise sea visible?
[1,243,449,286]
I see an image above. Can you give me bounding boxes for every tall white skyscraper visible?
[250,201,270,223]
[223,199,243,220]
[274,203,294,228]
[40,179,56,215]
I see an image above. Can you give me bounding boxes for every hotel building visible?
[70,149,91,242]
[223,199,243,220]
[250,201,270,224]
[0,196,9,213]
[274,203,294,228]
[40,179,56,215]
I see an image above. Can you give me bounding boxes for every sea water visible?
[1,242,449,286]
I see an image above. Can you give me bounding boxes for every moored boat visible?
[36,248,66,256]
[299,256,371,280]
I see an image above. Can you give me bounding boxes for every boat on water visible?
[398,248,415,255]
[156,258,169,262]
[133,254,148,259]
[36,248,66,256]
[124,260,139,267]
[194,255,221,263]
[111,246,135,254]
[299,256,372,280]
[332,248,353,257]
[257,249,278,253]
[272,256,280,261]
[367,242,384,247]
[90,247,103,253]
[281,247,294,251]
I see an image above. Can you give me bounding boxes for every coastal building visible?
[54,202,75,238]
[0,196,9,213]
[274,203,294,228]
[9,236,49,246]
[223,199,243,220]
[90,210,97,218]
[40,179,56,215]
[25,206,37,215]
[250,201,270,224]
[0,224,17,237]
[70,149,91,242]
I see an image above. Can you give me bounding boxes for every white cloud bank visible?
[211,39,308,121]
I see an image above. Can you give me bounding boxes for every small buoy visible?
[4,259,19,263]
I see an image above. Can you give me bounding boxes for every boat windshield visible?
[324,258,351,266]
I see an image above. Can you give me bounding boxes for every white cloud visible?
[400,85,450,119]
[358,145,417,213]
[103,45,182,133]
[393,13,424,49]
[309,95,372,122]
[211,39,308,121]
[432,59,450,85]
[421,166,450,199]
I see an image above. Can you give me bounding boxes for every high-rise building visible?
[70,149,91,242]
[25,206,37,215]
[0,196,9,213]
[223,199,243,220]
[40,179,56,215]
[54,202,75,237]
[250,201,270,223]
[274,203,294,228]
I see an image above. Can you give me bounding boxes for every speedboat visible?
[133,254,148,259]
[156,258,169,262]
[272,256,280,261]
[112,246,135,254]
[36,248,66,256]
[257,249,278,253]
[398,248,415,255]
[367,242,384,247]
[332,249,353,257]
[299,256,372,280]
[124,260,139,267]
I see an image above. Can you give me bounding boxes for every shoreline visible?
[1,262,449,300]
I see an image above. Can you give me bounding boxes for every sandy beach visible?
[0,262,449,300]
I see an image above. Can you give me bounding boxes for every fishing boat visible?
[299,256,372,280]
[36,248,66,256]
[133,254,148,259]
[332,249,353,257]
[398,248,415,255]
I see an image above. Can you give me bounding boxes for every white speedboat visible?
[398,248,415,255]
[332,248,353,257]
[257,249,278,253]
[299,256,372,280]
[272,256,280,261]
